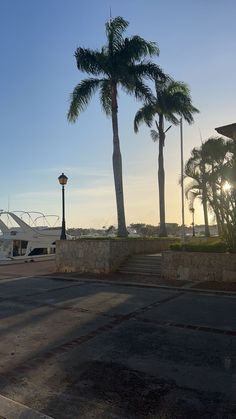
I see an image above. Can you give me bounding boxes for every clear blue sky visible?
[0,0,236,227]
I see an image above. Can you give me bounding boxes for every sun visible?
[223,181,232,192]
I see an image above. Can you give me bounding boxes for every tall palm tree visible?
[134,79,199,236]
[68,16,164,237]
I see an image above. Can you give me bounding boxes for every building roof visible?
[215,123,236,140]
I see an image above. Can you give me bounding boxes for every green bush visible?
[170,239,227,253]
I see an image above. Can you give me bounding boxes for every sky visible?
[0,0,236,228]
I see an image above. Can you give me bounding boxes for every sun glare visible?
[223,181,232,192]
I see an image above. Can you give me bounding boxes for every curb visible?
[0,394,54,419]
[43,275,236,297]
[0,258,55,267]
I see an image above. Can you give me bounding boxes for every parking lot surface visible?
[0,274,235,418]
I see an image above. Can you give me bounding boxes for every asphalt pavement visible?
[0,273,234,418]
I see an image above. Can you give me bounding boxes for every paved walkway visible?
[0,274,234,418]
[0,260,56,280]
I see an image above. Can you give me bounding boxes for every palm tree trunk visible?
[111,82,127,237]
[208,194,222,235]
[158,115,167,237]
[211,180,223,235]
[202,183,210,237]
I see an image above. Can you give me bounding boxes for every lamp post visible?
[58,173,68,240]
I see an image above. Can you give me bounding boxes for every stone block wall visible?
[162,251,236,282]
[56,239,110,273]
[56,238,176,273]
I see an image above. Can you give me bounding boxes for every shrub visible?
[170,239,228,253]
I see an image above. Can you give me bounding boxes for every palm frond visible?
[105,16,129,53]
[75,48,107,75]
[166,80,190,95]
[150,129,159,142]
[119,76,153,102]
[119,63,164,103]
[134,103,156,133]
[67,78,102,122]
[99,80,112,116]
[132,79,153,102]
[185,180,201,198]
[156,79,199,125]
[118,36,159,62]
[164,113,180,125]
[134,77,199,138]
[130,61,165,82]
[201,136,228,164]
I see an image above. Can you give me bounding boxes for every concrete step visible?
[119,270,161,276]
[121,266,161,273]
[119,269,161,275]
[130,257,162,262]
[131,254,162,260]
[119,262,161,269]
[120,262,162,269]
[123,261,162,268]
[118,254,162,276]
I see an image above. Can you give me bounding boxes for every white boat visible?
[0,211,66,262]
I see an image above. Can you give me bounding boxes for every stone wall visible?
[56,238,176,273]
[162,251,236,282]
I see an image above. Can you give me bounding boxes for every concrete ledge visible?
[56,238,176,274]
[0,394,54,419]
[162,251,236,282]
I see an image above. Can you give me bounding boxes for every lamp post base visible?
[60,220,67,240]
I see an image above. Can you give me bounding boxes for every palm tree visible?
[134,79,199,236]
[184,137,230,237]
[202,137,231,233]
[186,137,236,250]
[184,147,210,236]
[68,16,164,237]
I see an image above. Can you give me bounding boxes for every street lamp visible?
[58,173,68,240]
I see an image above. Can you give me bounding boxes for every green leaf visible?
[67,78,102,122]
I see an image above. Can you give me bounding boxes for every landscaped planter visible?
[162,251,236,282]
[55,238,177,273]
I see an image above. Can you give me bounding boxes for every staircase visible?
[118,253,162,276]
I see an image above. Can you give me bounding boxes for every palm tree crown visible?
[134,79,198,132]
[68,17,164,122]
[68,16,164,236]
